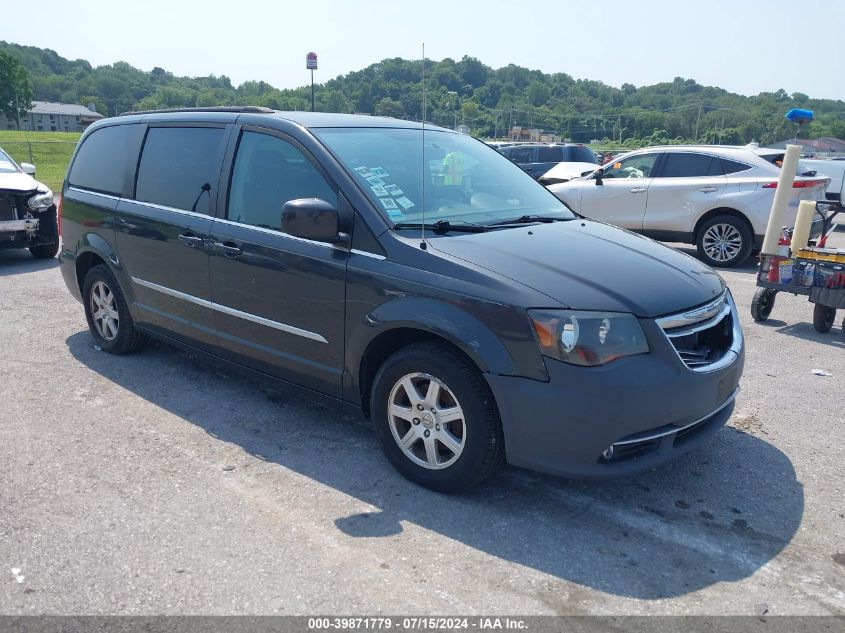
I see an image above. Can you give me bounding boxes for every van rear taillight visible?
[57,195,62,236]
[762,179,828,189]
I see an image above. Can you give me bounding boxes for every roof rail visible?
[119,105,274,117]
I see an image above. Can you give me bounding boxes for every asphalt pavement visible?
[1,235,843,615]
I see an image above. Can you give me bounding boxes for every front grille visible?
[656,292,736,371]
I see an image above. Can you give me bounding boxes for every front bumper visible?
[485,316,744,479]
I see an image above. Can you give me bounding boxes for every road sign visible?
[306,52,318,70]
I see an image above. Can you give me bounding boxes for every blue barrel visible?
[785,108,814,123]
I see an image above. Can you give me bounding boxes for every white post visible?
[761,144,801,255]
[790,200,816,253]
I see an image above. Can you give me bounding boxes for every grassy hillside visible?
[0,130,80,191]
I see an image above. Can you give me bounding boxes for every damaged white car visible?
[0,147,59,259]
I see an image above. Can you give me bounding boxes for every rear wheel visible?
[750,288,777,322]
[370,342,504,492]
[82,264,146,354]
[696,215,752,268]
[812,304,835,333]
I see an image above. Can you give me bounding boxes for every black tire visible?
[750,288,777,322]
[812,304,835,334]
[82,264,146,354]
[696,215,753,268]
[370,341,504,493]
[29,240,59,259]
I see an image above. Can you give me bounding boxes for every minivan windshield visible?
[314,128,575,227]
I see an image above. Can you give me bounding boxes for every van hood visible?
[428,219,725,318]
[0,172,40,193]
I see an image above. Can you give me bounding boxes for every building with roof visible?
[766,136,845,157]
[1,101,104,132]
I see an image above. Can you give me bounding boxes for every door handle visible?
[213,241,243,258]
[178,233,203,248]
[629,187,646,193]
[699,186,719,193]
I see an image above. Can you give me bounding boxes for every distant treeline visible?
[3,40,844,147]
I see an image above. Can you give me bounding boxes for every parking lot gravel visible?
[1,235,843,615]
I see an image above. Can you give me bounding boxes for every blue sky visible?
[3,0,842,100]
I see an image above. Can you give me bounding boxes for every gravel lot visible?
[1,234,843,616]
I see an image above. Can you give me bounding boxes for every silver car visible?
[546,145,829,267]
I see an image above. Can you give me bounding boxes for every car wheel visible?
[29,240,59,259]
[812,304,835,333]
[696,216,752,268]
[750,288,777,322]
[370,342,504,492]
[82,264,146,354]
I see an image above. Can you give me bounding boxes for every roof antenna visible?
[420,42,427,251]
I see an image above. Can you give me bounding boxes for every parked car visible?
[0,147,59,259]
[538,161,600,185]
[59,108,743,492]
[546,145,830,267]
[497,143,598,179]
[799,158,845,201]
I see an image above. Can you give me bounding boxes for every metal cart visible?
[751,201,845,338]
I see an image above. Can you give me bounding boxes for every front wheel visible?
[750,288,777,322]
[29,240,59,259]
[82,264,146,354]
[696,216,752,268]
[813,304,836,333]
[370,342,504,492]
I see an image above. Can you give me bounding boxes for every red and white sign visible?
[306,52,318,70]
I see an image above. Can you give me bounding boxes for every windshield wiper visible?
[488,215,570,226]
[393,220,489,234]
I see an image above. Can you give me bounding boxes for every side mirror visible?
[20,162,36,175]
[580,170,595,177]
[594,168,604,185]
[281,198,349,245]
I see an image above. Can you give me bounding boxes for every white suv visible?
[546,145,829,267]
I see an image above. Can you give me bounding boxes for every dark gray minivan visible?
[59,107,744,492]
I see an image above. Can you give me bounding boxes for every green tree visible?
[374,98,404,118]
[0,51,34,129]
[80,95,107,115]
[527,81,551,107]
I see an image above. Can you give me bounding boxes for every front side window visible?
[135,127,225,212]
[603,154,659,179]
[314,128,574,225]
[659,152,721,178]
[227,131,334,231]
[509,147,533,163]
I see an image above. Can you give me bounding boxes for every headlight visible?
[528,310,649,366]
[28,188,54,211]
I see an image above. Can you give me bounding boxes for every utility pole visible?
[694,104,702,141]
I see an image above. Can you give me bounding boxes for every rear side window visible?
[68,125,137,195]
[135,127,225,212]
[720,158,751,174]
[562,146,599,164]
[659,153,721,177]
[537,146,563,162]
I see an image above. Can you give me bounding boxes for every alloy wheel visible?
[702,223,743,263]
[90,281,119,341]
[387,372,466,470]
